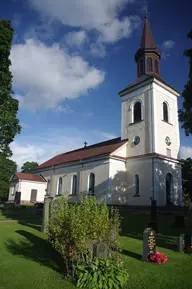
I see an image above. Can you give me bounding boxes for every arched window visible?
[147,57,153,72]
[139,59,144,75]
[88,173,95,195]
[57,177,62,195]
[155,59,159,74]
[134,102,142,123]
[166,173,173,205]
[71,175,77,196]
[134,174,140,196]
[163,102,169,122]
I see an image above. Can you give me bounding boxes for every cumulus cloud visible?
[11,39,105,110]
[29,0,140,45]
[180,146,192,160]
[161,40,175,59]
[98,16,140,43]
[10,127,118,169]
[162,40,175,49]
[65,30,87,47]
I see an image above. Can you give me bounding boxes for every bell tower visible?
[118,13,182,207]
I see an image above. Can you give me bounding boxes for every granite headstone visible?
[142,228,156,261]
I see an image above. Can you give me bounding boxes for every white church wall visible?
[153,82,180,159]
[108,158,127,204]
[121,82,155,158]
[121,82,151,141]
[40,158,110,202]
[155,158,182,206]
[126,158,153,206]
[111,142,127,158]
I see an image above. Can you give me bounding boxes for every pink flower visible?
[148,252,168,264]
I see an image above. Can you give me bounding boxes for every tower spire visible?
[135,13,161,78]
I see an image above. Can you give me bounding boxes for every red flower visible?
[148,252,168,264]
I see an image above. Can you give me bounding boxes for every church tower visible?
[118,14,182,207]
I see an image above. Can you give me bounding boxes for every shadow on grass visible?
[0,206,42,231]
[122,249,142,260]
[120,210,192,252]
[6,230,65,275]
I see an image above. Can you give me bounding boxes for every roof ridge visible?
[52,137,122,158]
[37,137,128,169]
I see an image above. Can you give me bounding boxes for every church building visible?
[9,15,183,207]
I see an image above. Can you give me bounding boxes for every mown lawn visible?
[0,207,192,289]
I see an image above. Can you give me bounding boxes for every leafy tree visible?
[0,20,21,157]
[179,29,192,136]
[180,158,192,201]
[21,161,38,173]
[0,156,17,201]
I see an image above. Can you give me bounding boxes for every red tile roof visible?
[37,137,127,169]
[16,172,46,183]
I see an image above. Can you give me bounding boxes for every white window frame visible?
[130,99,144,124]
[70,175,77,196]
[162,100,171,123]
[133,173,140,196]
[56,177,62,196]
[87,173,95,195]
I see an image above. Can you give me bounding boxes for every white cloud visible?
[29,0,132,29]
[11,39,105,110]
[29,0,139,45]
[65,30,87,47]
[90,41,106,57]
[10,127,118,169]
[162,40,175,49]
[98,16,140,43]
[180,146,192,160]
[20,122,32,129]
[54,105,73,113]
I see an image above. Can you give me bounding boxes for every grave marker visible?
[142,228,156,261]
[178,234,192,254]
[93,242,110,258]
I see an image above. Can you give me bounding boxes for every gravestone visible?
[178,234,192,254]
[93,242,110,258]
[142,228,156,261]
[177,234,185,252]
[184,234,192,254]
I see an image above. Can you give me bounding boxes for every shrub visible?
[48,196,121,275]
[75,257,129,289]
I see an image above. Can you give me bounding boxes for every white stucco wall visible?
[19,181,47,202]
[8,180,46,202]
[112,143,127,158]
[8,181,20,202]
[36,158,110,203]
[155,158,182,206]
[153,82,180,159]
[108,158,126,204]
[121,82,154,157]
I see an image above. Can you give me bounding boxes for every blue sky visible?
[1,0,191,168]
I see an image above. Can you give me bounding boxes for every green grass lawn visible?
[0,207,192,289]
